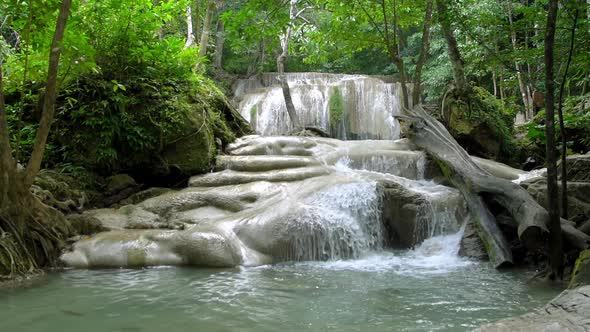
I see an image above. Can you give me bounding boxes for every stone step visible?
[215,155,321,172]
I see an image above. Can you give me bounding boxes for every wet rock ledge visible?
[475,285,590,332]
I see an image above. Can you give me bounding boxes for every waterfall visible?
[233,72,409,139]
[281,181,384,261]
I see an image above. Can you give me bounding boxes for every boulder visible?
[569,249,590,289]
[475,285,590,331]
[378,177,467,248]
[79,205,182,231]
[60,136,519,269]
[118,187,175,206]
[60,227,242,268]
[66,214,106,235]
[445,86,515,162]
[105,174,137,194]
[522,178,590,222]
[459,221,488,260]
[560,154,590,182]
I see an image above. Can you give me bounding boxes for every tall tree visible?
[213,0,226,70]
[277,0,309,131]
[199,0,217,57]
[0,0,72,275]
[184,5,196,48]
[506,1,534,121]
[436,0,468,91]
[412,0,434,105]
[543,0,563,280]
[556,2,581,219]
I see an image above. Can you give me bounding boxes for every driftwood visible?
[399,105,589,268]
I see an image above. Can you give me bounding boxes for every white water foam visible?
[290,225,472,275]
[283,180,384,261]
[234,73,405,139]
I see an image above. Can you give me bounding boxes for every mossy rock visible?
[45,74,250,181]
[105,174,137,194]
[446,86,516,162]
[569,249,590,288]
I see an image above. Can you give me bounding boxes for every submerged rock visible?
[475,285,590,331]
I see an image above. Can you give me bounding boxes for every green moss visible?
[127,248,147,267]
[329,86,345,126]
[448,86,517,161]
[569,249,590,289]
[250,105,258,120]
[435,158,453,178]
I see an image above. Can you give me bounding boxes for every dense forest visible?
[1,0,590,330]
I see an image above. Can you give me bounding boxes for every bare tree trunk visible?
[391,56,410,109]
[198,0,216,58]
[544,0,564,280]
[399,105,590,268]
[1,0,72,277]
[412,0,434,105]
[557,5,580,220]
[499,70,505,106]
[24,0,72,187]
[213,0,226,70]
[193,0,202,39]
[507,2,534,121]
[492,68,498,97]
[247,38,267,76]
[277,0,302,131]
[0,54,17,209]
[436,0,468,91]
[184,5,196,48]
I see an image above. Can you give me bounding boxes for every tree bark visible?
[0,53,18,209]
[1,0,72,277]
[184,5,196,48]
[544,0,564,280]
[23,0,72,187]
[276,0,302,131]
[198,0,216,58]
[213,0,226,70]
[507,2,534,121]
[398,106,590,268]
[247,38,267,76]
[436,0,468,91]
[557,6,579,220]
[412,0,434,105]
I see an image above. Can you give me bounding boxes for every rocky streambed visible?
[61,135,474,268]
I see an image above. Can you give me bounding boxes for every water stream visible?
[0,74,562,331]
[0,241,559,332]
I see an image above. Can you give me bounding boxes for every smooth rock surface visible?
[61,135,535,269]
[560,154,590,182]
[475,285,590,332]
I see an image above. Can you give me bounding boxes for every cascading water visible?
[274,152,467,264]
[283,181,384,261]
[233,73,409,139]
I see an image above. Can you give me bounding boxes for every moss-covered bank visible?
[443,86,517,163]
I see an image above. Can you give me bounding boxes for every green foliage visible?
[328,86,345,126]
[524,93,590,158]
[448,86,517,160]
[2,0,246,176]
[250,105,257,120]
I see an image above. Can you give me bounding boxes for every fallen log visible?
[398,105,589,267]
